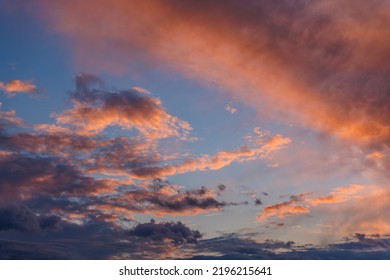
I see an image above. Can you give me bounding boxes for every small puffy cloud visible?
[225,103,237,114]
[0,80,36,96]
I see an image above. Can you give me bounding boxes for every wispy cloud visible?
[257,185,364,221]
[39,0,390,152]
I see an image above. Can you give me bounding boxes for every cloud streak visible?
[257,185,364,221]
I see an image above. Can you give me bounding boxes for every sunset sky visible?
[1,0,390,259]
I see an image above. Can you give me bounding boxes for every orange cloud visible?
[257,200,310,221]
[54,75,191,139]
[39,0,390,149]
[0,80,36,95]
[320,186,390,235]
[121,133,291,179]
[366,152,385,160]
[257,185,364,221]
[309,184,364,206]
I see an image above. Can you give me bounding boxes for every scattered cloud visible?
[0,80,36,96]
[225,103,237,114]
[0,74,268,240]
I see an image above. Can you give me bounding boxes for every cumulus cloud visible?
[55,73,191,139]
[0,80,36,96]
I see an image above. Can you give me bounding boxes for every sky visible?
[0,0,390,259]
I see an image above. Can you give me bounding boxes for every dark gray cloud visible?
[1,214,390,260]
[0,205,60,233]
[0,218,200,259]
[128,220,202,244]
[91,183,233,217]
[0,153,109,203]
[255,198,262,205]
[190,234,390,260]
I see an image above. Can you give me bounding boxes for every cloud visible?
[0,153,115,204]
[0,109,24,128]
[258,200,310,221]
[2,228,390,259]
[0,77,288,181]
[128,220,202,244]
[0,216,201,259]
[0,205,60,233]
[84,182,246,222]
[0,80,36,96]
[1,74,263,230]
[225,103,237,114]
[55,73,191,139]
[38,0,390,151]
[309,184,364,206]
[257,185,364,221]
[126,133,290,179]
[190,234,390,260]
[0,151,233,223]
[318,186,390,236]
